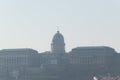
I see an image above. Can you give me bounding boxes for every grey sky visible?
[0,0,120,52]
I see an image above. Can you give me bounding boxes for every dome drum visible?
[51,31,65,54]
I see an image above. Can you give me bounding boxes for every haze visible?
[0,0,120,52]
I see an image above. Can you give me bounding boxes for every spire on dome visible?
[57,26,60,33]
[57,30,60,33]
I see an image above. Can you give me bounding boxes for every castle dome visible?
[51,31,65,54]
[52,31,64,43]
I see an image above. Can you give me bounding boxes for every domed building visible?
[51,31,65,54]
[0,30,119,80]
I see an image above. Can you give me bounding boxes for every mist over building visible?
[0,31,119,80]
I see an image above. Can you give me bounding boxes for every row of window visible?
[0,56,32,66]
[70,56,106,64]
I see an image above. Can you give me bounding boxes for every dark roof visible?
[0,48,38,55]
[70,46,117,55]
[73,46,114,50]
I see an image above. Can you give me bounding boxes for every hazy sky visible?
[0,0,120,52]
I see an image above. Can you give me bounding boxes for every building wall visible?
[67,46,118,74]
[0,49,39,77]
[0,47,119,80]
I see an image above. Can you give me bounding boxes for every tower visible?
[51,31,65,54]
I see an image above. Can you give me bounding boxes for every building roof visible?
[52,31,64,43]
[73,46,114,50]
[0,48,38,55]
[70,46,117,55]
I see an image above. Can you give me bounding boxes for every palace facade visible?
[0,31,119,80]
